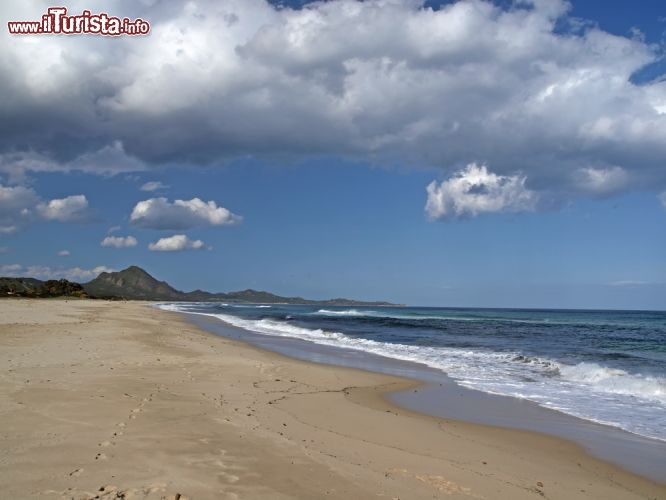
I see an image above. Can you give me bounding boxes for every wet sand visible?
[1,299,664,499]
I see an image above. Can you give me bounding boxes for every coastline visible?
[183,309,666,484]
[1,299,664,499]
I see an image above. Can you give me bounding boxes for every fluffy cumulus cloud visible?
[1,0,666,202]
[130,197,242,229]
[426,163,537,219]
[148,234,205,252]
[36,195,90,222]
[0,264,113,281]
[1,183,90,230]
[0,183,38,232]
[100,235,138,248]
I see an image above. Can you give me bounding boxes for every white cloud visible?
[65,266,115,281]
[0,183,38,232]
[575,166,629,196]
[1,0,666,201]
[140,181,169,192]
[58,250,70,257]
[0,264,23,274]
[425,163,537,219]
[130,197,242,229]
[2,183,92,230]
[0,246,9,254]
[0,264,113,281]
[148,234,205,252]
[101,235,138,248]
[0,142,147,182]
[107,225,121,234]
[37,195,89,222]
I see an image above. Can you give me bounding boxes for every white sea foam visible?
[230,304,272,309]
[154,302,187,312]
[313,308,559,324]
[158,303,666,442]
[314,309,449,321]
[559,362,666,403]
[316,309,367,316]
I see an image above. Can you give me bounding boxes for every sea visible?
[158,303,666,444]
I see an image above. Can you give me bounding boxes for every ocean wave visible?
[316,309,367,316]
[312,308,579,325]
[230,304,272,309]
[510,355,561,376]
[559,362,666,403]
[313,309,469,322]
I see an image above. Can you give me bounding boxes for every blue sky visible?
[1,0,665,309]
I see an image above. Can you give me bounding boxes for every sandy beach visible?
[0,300,663,500]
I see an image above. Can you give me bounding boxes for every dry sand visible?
[0,299,663,500]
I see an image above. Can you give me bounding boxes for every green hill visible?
[83,266,184,300]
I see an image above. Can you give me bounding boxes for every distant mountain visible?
[1,265,398,305]
[83,265,184,300]
[0,277,86,298]
[82,266,397,305]
[188,288,395,306]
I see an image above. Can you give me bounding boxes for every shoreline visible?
[1,299,664,499]
[182,308,666,484]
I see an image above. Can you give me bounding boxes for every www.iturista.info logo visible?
[7,7,150,36]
